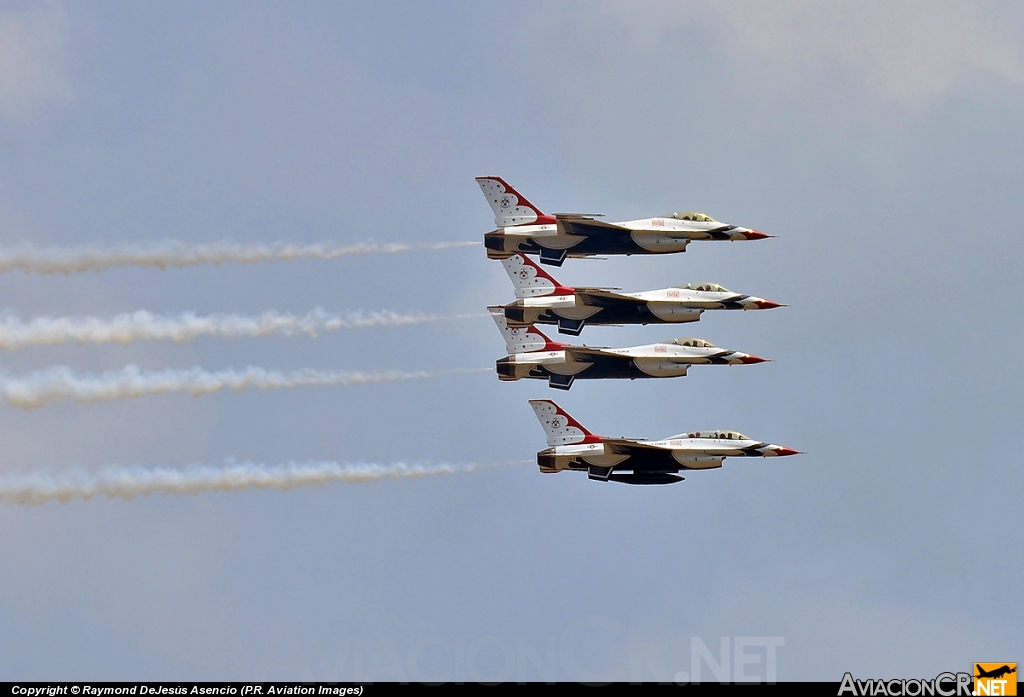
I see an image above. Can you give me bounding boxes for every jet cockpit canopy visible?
[671,211,717,222]
[669,338,715,348]
[685,430,750,441]
[677,282,729,293]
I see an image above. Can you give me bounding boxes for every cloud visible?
[0,4,73,121]
[597,0,1024,105]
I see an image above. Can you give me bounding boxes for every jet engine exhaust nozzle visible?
[495,357,517,380]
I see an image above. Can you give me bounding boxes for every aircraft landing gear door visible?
[558,319,585,335]
[539,247,568,266]
[547,374,575,390]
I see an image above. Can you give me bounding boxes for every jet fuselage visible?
[529,399,800,485]
[503,285,779,334]
[491,311,765,390]
[496,253,781,335]
[483,217,767,266]
[496,340,764,390]
[537,434,789,483]
[477,176,769,266]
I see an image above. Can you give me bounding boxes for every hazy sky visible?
[0,1,1021,681]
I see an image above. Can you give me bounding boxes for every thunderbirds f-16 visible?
[478,176,770,266]
[497,252,783,335]
[530,399,800,484]
[493,310,766,390]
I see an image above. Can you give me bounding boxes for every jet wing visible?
[566,346,692,367]
[557,218,629,236]
[603,439,673,456]
[564,347,631,364]
[575,288,643,305]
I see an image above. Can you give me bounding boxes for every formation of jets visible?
[479,176,799,485]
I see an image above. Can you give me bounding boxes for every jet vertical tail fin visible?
[529,399,603,446]
[476,176,546,227]
[489,308,564,354]
[501,253,574,299]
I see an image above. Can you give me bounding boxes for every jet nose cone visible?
[740,354,769,364]
[773,447,802,457]
[755,299,784,309]
[743,229,772,240]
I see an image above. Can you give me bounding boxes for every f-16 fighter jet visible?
[498,252,783,335]
[478,176,770,266]
[530,399,800,484]
[492,310,766,390]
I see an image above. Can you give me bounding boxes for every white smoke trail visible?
[0,309,486,350]
[0,461,494,505]
[0,240,480,275]
[0,365,488,409]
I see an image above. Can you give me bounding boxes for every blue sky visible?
[0,1,1021,681]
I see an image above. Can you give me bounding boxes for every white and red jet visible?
[498,252,783,335]
[478,176,770,266]
[493,310,766,390]
[530,399,800,484]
